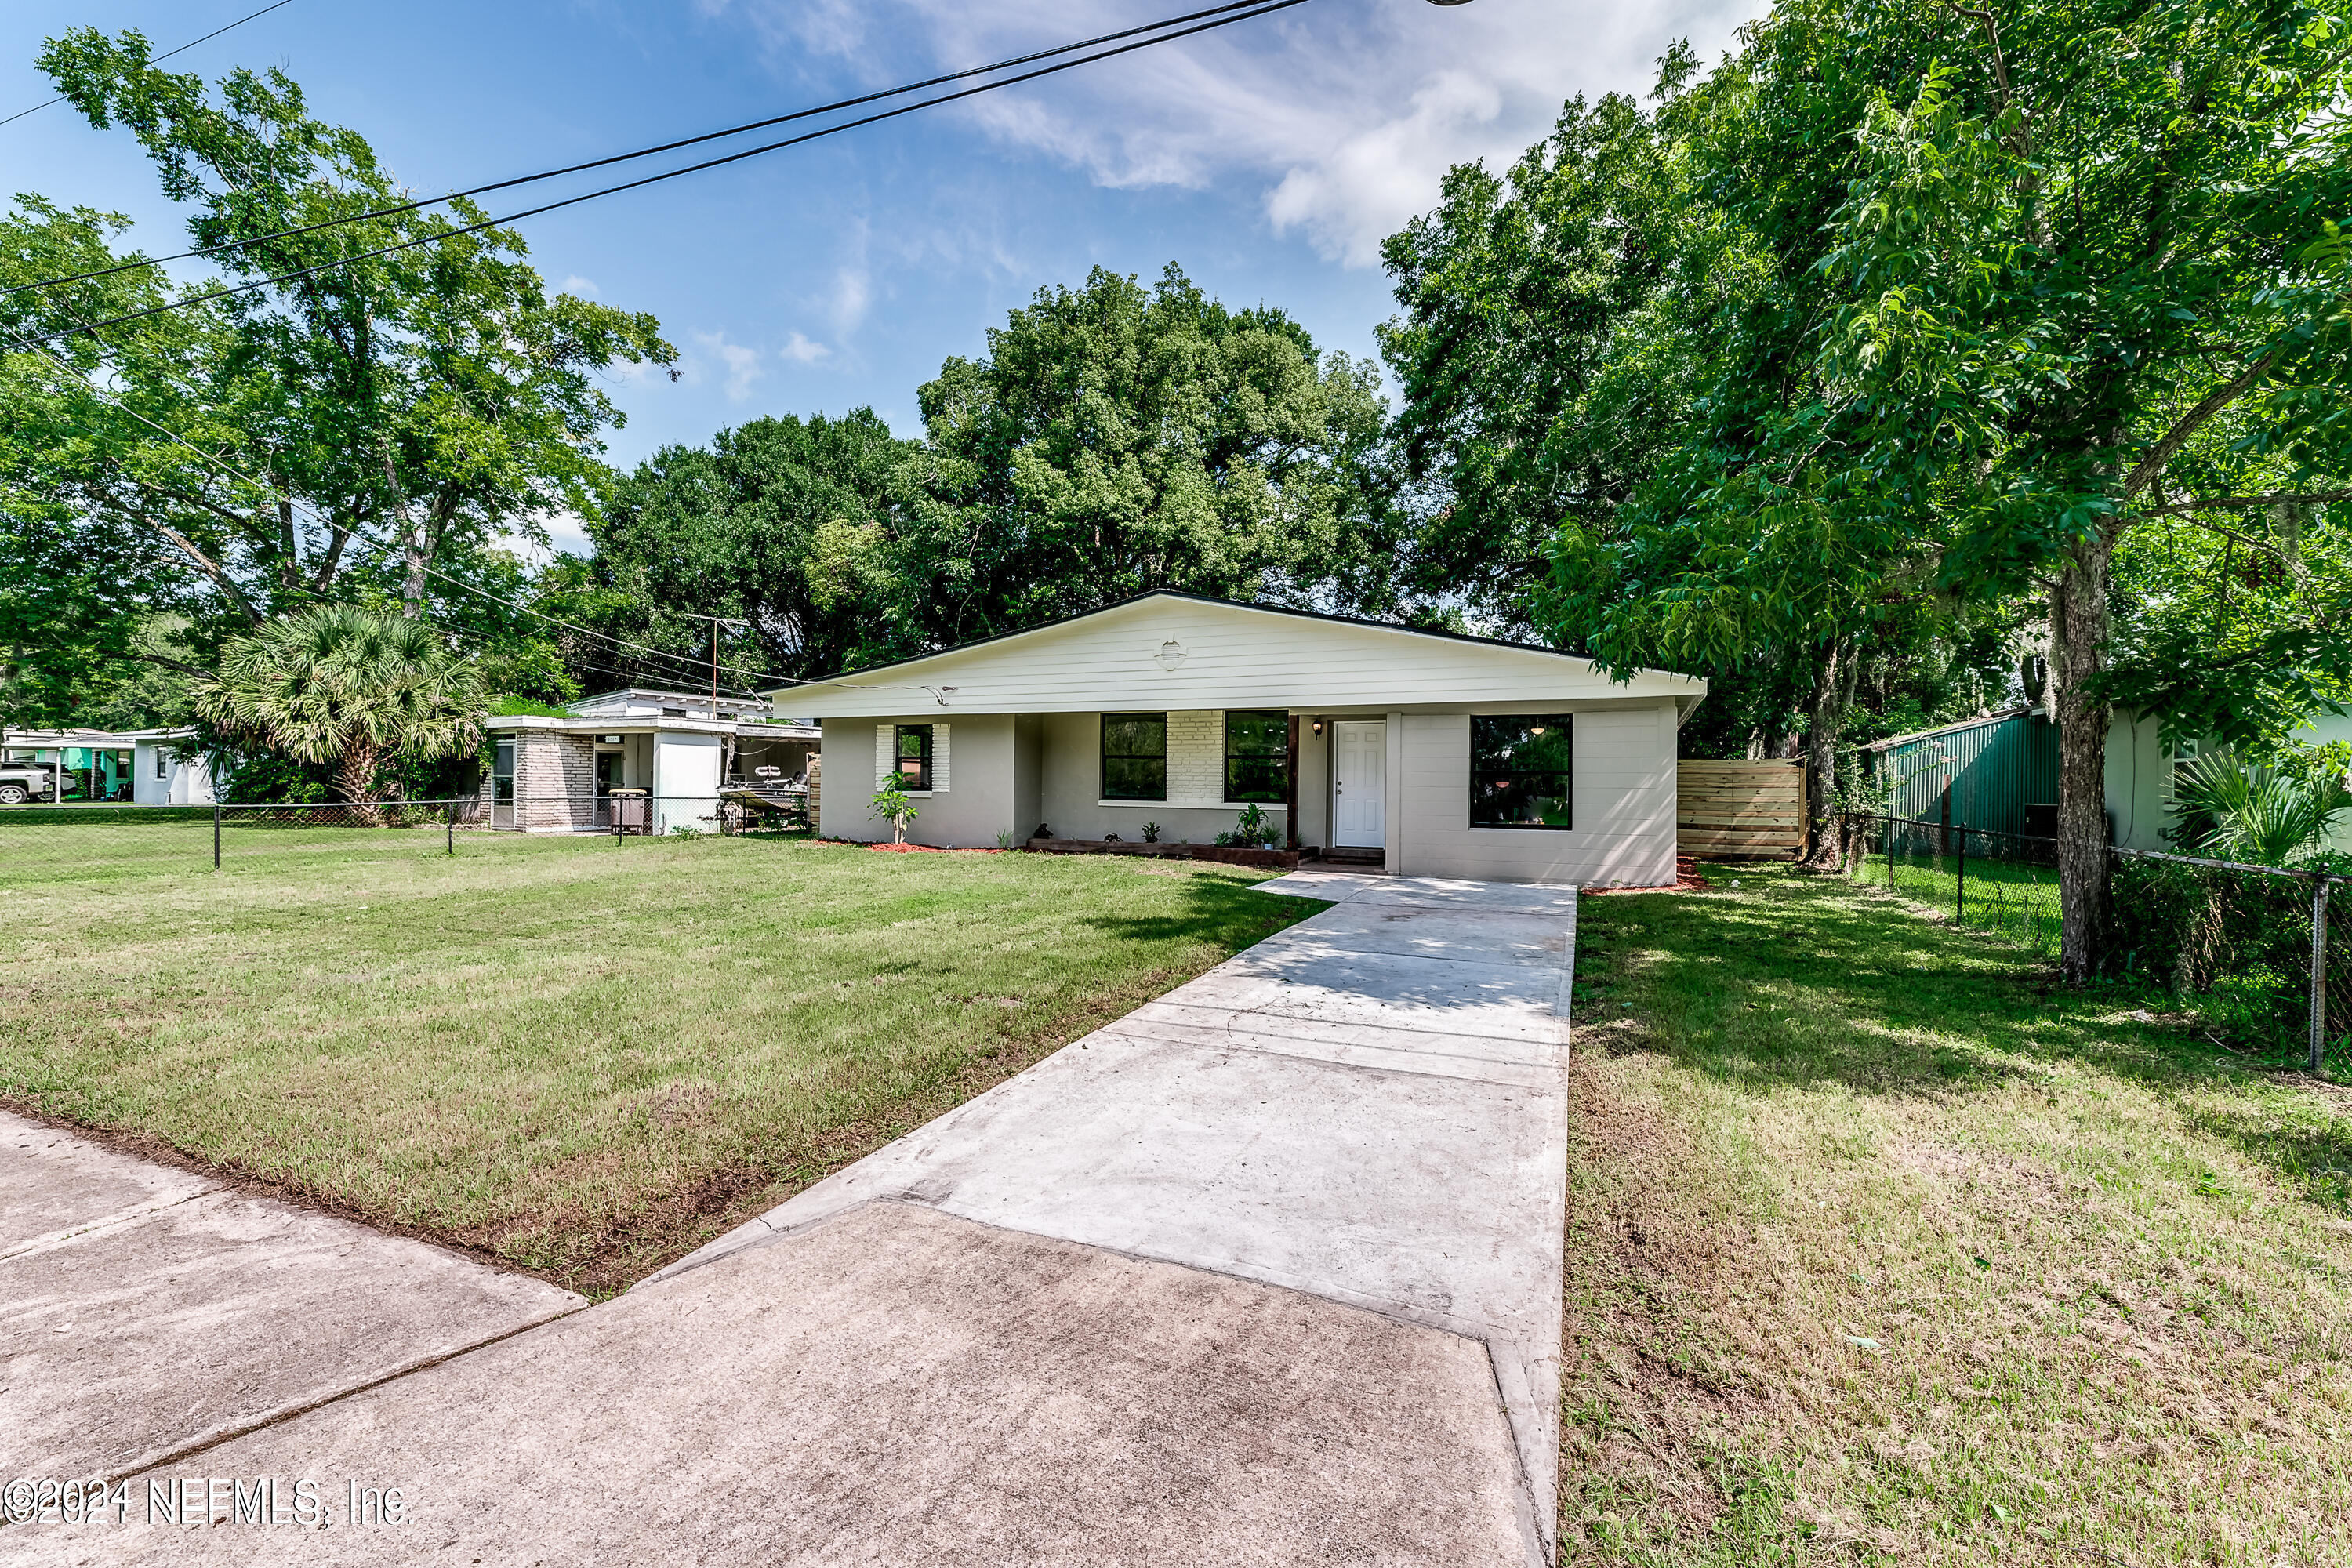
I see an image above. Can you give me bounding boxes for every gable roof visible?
[775,592,1706,719]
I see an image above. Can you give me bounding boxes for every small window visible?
[1225,711,1290,804]
[895,724,933,791]
[1102,713,1167,801]
[154,748,169,779]
[1471,715,1573,829]
[492,737,517,803]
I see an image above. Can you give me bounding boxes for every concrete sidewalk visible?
[17,870,1573,1565]
[0,1112,583,1483]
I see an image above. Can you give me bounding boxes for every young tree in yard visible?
[906,264,1397,642]
[868,779,918,846]
[0,31,670,718]
[197,604,483,805]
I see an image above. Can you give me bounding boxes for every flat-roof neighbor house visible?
[780,593,1708,887]
[481,689,818,834]
[1,728,217,806]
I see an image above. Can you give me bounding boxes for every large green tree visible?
[578,411,920,689]
[0,30,670,724]
[1388,0,2352,975]
[906,264,1397,642]
[1802,0,2352,975]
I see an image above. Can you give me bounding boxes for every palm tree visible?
[198,604,484,804]
[2170,750,2352,867]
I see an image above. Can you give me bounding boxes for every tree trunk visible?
[1800,637,1851,869]
[336,735,383,824]
[2049,532,2115,981]
[384,452,425,619]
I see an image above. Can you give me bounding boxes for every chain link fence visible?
[1840,811,2348,1076]
[0,793,811,880]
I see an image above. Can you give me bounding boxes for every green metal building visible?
[1860,707,2060,837]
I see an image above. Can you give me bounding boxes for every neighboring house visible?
[0,728,218,806]
[481,689,818,834]
[779,592,1708,887]
[1864,702,2352,853]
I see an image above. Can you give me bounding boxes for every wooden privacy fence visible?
[1678,760,1806,858]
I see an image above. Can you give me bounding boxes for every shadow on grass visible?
[1077,873,1326,953]
[1579,868,2352,1210]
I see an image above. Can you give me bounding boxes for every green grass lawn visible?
[0,828,1315,1293]
[1564,866,2352,1565]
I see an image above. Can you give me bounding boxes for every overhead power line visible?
[4,0,1284,299]
[0,0,302,129]
[3,0,1310,350]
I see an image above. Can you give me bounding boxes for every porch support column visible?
[1385,712,1405,877]
[1284,714,1300,853]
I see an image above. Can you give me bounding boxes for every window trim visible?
[1099,712,1169,803]
[1469,713,1574,831]
[894,724,934,793]
[1222,710,1291,805]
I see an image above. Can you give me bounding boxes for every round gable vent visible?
[1155,640,1187,671]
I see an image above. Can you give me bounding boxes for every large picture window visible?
[1225,710,1290,804]
[895,724,934,791]
[1471,715,1573,829]
[1101,713,1167,800]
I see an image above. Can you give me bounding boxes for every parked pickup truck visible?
[0,759,61,805]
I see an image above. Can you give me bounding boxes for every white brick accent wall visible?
[515,731,595,830]
[934,724,949,793]
[1167,710,1223,806]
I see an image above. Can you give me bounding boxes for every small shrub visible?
[1233,803,1278,849]
[1142,821,1162,843]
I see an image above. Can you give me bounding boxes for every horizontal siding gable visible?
[791,597,1703,718]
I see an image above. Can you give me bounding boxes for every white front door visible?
[1332,721,1386,848]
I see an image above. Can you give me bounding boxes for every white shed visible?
[481,690,818,833]
[780,593,1707,887]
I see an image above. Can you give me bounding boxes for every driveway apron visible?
[16,871,1573,1566]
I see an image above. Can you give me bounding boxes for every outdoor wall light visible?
[1312,719,1324,736]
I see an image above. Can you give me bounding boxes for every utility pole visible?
[678,613,750,716]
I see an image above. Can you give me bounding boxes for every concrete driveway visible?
[13,869,1573,1566]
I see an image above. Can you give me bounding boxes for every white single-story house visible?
[1,728,218,805]
[481,688,818,833]
[2109,702,2352,853]
[779,593,1708,886]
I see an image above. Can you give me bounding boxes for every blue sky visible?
[5,0,1757,554]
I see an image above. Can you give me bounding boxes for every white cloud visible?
[831,263,872,336]
[560,274,601,297]
[691,330,767,401]
[781,331,832,364]
[702,0,1762,267]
